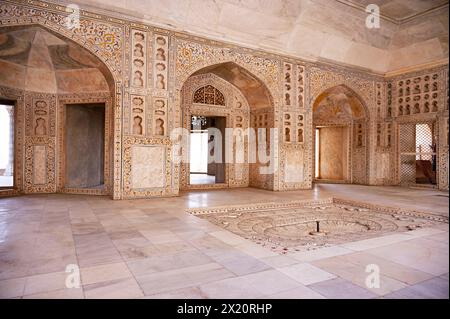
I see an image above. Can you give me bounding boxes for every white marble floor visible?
[0,184,448,299]
[189,174,216,185]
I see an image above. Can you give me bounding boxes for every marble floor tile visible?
[74,233,123,267]
[136,263,234,296]
[340,234,414,251]
[402,228,446,239]
[187,236,241,260]
[84,277,144,299]
[126,250,213,277]
[81,262,132,285]
[144,287,206,299]
[26,253,78,277]
[383,277,449,299]
[263,286,325,299]
[112,236,151,252]
[277,263,336,285]
[152,241,197,256]
[107,230,143,241]
[424,232,449,243]
[312,255,409,296]
[139,230,181,244]
[235,242,278,259]
[308,278,378,299]
[366,238,449,276]
[336,252,434,285]
[0,277,26,298]
[118,243,160,261]
[0,185,448,299]
[290,245,353,262]
[211,251,272,276]
[208,230,249,246]
[24,271,68,296]
[260,255,299,268]
[23,287,84,299]
[70,222,104,236]
[0,257,30,281]
[198,269,302,299]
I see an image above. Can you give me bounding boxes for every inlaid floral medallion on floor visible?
[187,198,448,254]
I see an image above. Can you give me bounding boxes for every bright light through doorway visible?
[0,104,13,187]
[415,123,433,160]
[315,128,319,179]
[190,130,208,173]
[190,130,215,184]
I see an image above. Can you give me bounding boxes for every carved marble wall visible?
[277,61,307,190]
[23,93,57,193]
[0,0,448,199]
[310,82,369,185]
[173,39,279,191]
[387,66,449,190]
[180,73,250,190]
[250,107,276,190]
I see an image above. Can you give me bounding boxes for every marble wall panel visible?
[33,145,47,185]
[284,148,304,183]
[131,145,166,189]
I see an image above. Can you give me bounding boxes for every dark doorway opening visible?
[65,103,105,189]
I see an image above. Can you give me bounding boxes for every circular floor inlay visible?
[240,210,398,248]
[191,199,447,253]
[264,218,378,239]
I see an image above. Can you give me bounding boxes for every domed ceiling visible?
[0,25,111,94]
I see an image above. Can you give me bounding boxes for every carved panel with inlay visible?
[131,95,146,135]
[153,97,168,137]
[153,34,169,94]
[131,30,147,89]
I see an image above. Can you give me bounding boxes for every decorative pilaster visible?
[4,105,14,177]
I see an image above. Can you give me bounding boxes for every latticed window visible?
[193,85,225,106]
[399,122,437,186]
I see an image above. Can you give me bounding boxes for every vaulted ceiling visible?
[192,62,273,110]
[0,26,112,93]
[54,0,448,73]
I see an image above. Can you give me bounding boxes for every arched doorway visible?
[178,62,275,191]
[312,85,368,184]
[0,24,115,196]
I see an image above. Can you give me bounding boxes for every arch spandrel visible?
[313,85,368,125]
[308,66,376,117]
[175,40,279,110]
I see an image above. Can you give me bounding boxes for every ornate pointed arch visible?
[0,4,124,198]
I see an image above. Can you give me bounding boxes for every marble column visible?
[4,105,14,177]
